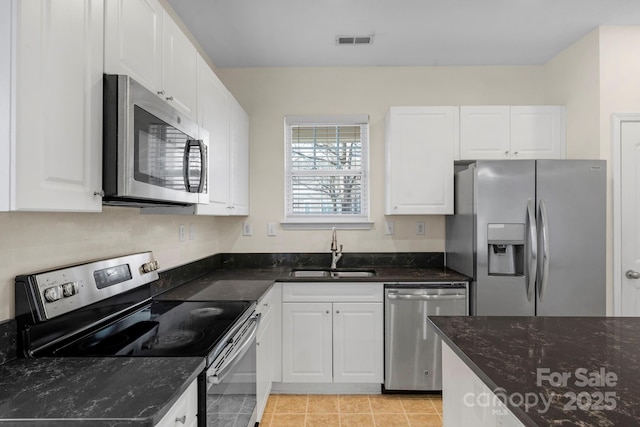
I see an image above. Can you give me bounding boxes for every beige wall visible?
[216,66,546,255]
[0,208,228,320]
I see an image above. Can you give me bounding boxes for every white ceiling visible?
[166,0,640,68]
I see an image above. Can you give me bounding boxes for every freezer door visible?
[536,160,606,316]
[475,160,536,315]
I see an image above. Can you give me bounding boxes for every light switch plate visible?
[267,222,277,236]
[242,222,252,236]
[416,221,426,235]
[385,221,394,235]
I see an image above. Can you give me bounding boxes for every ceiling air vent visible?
[336,35,374,45]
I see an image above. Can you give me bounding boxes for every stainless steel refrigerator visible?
[446,160,606,316]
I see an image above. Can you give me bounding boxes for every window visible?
[283,115,371,229]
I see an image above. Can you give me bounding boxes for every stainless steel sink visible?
[290,268,376,278]
[289,269,332,278]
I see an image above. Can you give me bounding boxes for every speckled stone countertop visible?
[429,316,640,427]
[152,252,469,301]
[155,265,469,302]
[0,357,205,426]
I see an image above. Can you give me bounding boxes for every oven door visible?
[201,312,260,427]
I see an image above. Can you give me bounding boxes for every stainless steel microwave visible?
[102,74,208,207]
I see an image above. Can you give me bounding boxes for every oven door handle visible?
[208,313,260,386]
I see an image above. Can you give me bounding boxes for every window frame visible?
[282,114,372,230]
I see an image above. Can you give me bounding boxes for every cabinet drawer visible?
[155,380,197,427]
[282,283,383,302]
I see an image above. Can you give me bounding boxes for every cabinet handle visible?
[175,415,186,424]
[157,90,165,95]
[263,303,269,307]
[93,190,104,197]
[325,310,330,314]
[504,150,509,155]
[514,151,519,156]
[166,96,174,101]
[335,310,340,314]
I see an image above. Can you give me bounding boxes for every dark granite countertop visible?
[429,316,640,427]
[155,264,469,302]
[0,357,205,426]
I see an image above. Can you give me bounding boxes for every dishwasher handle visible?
[387,293,466,301]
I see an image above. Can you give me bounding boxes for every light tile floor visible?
[260,394,443,427]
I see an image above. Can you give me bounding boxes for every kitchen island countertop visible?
[0,356,205,426]
[429,316,640,426]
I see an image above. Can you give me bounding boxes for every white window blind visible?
[284,115,370,228]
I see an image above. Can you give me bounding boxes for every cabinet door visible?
[13,0,103,212]
[228,97,250,215]
[332,303,383,383]
[282,303,333,383]
[195,56,231,215]
[459,106,511,160]
[162,12,197,119]
[510,106,566,159]
[104,0,163,93]
[385,106,457,215]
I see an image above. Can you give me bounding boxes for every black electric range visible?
[15,252,258,427]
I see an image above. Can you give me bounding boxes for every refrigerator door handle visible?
[538,199,551,300]
[526,199,537,301]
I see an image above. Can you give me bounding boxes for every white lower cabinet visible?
[155,380,198,427]
[442,342,523,427]
[256,284,281,422]
[281,283,383,384]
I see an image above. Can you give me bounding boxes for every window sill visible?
[280,220,374,230]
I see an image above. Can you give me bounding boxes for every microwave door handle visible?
[197,140,207,193]
[182,139,207,193]
[183,140,194,192]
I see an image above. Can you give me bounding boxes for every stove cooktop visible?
[50,300,253,359]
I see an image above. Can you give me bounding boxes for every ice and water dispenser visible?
[487,223,525,276]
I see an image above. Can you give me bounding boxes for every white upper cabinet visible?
[459,105,566,160]
[228,97,250,215]
[104,0,163,93]
[195,56,230,215]
[161,13,197,118]
[195,55,249,216]
[104,0,197,119]
[2,0,104,212]
[385,106,458,215]
[459,106,510,160]
[510,106,566,159]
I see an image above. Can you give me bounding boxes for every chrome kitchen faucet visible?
[330,227,343,269]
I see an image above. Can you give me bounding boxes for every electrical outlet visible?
[179,224,186,242]
[267,222,277,236]
[416,221,426,235]
[385,221,394,235]
[242,222,252,236]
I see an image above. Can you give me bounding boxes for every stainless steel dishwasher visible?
[384,282,468,391]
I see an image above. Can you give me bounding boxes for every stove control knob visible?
[62,282,78,297]
[141,260,159,274]
[43,286,62,302]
